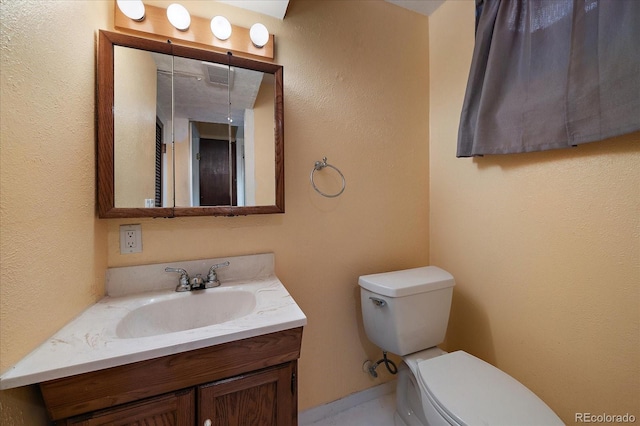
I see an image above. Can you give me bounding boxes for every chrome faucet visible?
[165,267,191,292]
[165,261,230,292]
[205,261,230,288]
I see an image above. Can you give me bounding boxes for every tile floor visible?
[300,392,397,426]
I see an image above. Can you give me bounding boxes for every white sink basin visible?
[0,253,308,391]
[116,290,256,338]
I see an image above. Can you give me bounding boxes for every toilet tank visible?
[359,266,455,356]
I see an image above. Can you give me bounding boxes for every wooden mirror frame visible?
[97,30,284,218]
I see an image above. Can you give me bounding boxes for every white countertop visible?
[0,253,307,390]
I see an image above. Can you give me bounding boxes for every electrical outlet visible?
[120,224,142,254]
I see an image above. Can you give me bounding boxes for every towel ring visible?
[310,157,346,198]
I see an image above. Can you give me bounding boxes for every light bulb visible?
[249,23,269,48]
[167,3,191,31]
[211,16,232,41]
[116,0,145,21]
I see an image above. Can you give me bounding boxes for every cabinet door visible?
[64,388,194,426]
[199,362,297,426]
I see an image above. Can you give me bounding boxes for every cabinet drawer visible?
[63,388,194,426]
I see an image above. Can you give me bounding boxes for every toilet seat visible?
[416,351,564,426]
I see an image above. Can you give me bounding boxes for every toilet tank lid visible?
[358,266,455,297]
[417,351,564,426]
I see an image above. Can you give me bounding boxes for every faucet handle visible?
[165,267,191,292]
[208,261,230,274]
[205,261,230,288]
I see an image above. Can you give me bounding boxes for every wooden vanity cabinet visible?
[41,327,302,426]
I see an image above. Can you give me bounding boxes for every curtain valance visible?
[457,0,640,157]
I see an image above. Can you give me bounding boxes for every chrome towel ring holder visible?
[310,157,346,198]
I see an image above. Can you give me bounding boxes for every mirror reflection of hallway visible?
[199,139,237,206]
[101,30,284,217]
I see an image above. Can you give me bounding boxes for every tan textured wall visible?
[108,0,430,411]
[1,0,429,422]
[114,46,157,207]
[174,117,191,206]
[429,1,640,424]
[0,1,111,424]
[4,0,636,424]
[254,78,275,205]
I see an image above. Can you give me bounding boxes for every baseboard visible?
[298,380,396,425]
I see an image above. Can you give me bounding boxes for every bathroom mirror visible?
[98,30,284,218]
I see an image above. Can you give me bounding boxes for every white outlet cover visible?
[120,224,142,254]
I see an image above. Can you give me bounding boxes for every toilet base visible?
[395,348,448,426]
[394,411,408,426]
[395,364,428,425]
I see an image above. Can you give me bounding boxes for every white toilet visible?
[359,266,564,426]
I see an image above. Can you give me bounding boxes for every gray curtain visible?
[457,0,640,157]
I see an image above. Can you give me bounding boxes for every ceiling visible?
[385,0,446,16]
[216,0,446,20]
[216,0,290,19]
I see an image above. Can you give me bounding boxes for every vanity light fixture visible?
[210,16,232,41]
[116,0,145,21]
[114,3,274,58]
[249,23,269,48]
[167,3,191,31]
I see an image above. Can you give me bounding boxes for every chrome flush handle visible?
[369,297,387,307]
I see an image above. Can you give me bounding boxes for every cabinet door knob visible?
[204,420,212,426]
